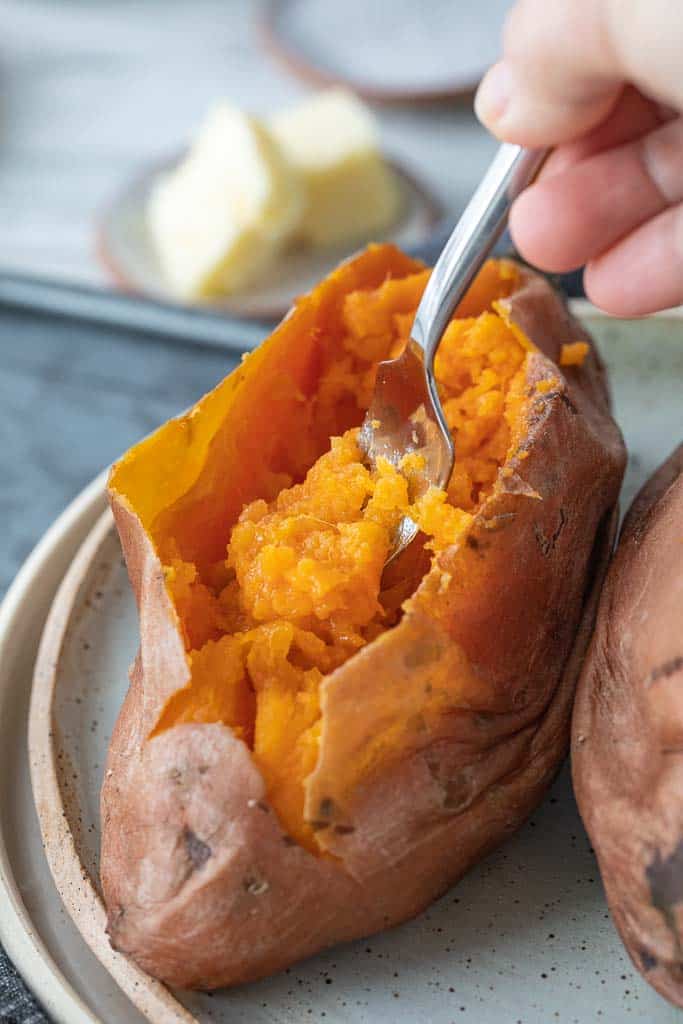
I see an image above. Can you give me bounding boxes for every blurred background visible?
[1,0,507,284]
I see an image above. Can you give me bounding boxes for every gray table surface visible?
[0,1,506,1017]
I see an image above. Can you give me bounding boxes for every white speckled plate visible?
[8,307,683,1023]
[98,153,443,322]
[0,474,149,1024]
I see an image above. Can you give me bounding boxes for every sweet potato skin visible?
[573,445,683,1007]
[101,249,625,989]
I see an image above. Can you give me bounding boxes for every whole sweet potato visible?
[573,444,683,1007]
[102,245,625,989]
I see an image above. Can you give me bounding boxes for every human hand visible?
[475,0,683,315]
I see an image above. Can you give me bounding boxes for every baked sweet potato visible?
[102,244,625,989]
[573,444,683,1007]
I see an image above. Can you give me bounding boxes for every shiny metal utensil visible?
[359,143,547,564]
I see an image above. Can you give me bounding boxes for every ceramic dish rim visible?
[96,152,444,322]
[0,473,108,1024]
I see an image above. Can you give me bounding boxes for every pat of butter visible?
[271,88,402,247]
[148,104,303,298]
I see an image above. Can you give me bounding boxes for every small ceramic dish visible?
[259,0,512,103]
[97,153,443,321]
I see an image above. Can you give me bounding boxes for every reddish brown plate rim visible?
[258,0,483,104]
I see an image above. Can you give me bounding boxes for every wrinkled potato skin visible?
[102,251,625,989]
[573,445,683,1007]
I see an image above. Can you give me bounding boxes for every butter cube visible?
[271,89,401,247]
[148,104,303,298]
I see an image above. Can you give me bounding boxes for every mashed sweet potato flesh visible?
[150,264,532,850]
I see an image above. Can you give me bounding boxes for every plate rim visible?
[0,473,108,1024]
[28,509,195,1024]
[258,0,483,104]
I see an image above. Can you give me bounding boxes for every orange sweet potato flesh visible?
[102,245,625,989]
[147,266,531,850]
[573,444,683,1007]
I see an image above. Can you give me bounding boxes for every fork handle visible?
[410,144,548,367]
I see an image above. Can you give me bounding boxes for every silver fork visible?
[359,143,547,565]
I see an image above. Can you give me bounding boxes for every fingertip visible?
[583,252,673,318]
[582,201,683,316]
[582,260,647,317]
[474,60,564,146]
[474,62,512,132]
[508,191,583,275]
[582,263,630,316]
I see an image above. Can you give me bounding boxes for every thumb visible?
[475,0,683,147]
[475,60,620,148]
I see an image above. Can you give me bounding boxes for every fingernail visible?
[475,61,513,127]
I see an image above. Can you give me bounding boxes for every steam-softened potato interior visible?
[111,251,536,851]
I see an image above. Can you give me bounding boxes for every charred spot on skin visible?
[533,508,567,557]
[474,712,495,728]
[532,385,577,413]
[646,839,683,947]
[465,534,489,556]
[558,391,578,415]
[404,642,442,670]
[308,796,336,831]
[334,824,356,835]
[647,657,683,686]
[107,905,125,933]
[309,820,331,832]
[531,382,572,422]
[443,781,472,813]
[640,948,658,971]
[183,827,212,870]
[533,389,561,411]
[318,797,335,819]
[282,835,297,846]
[533,525,548,555]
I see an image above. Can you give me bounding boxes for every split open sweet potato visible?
[102,244,625,988]
[573,444,683,1007]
